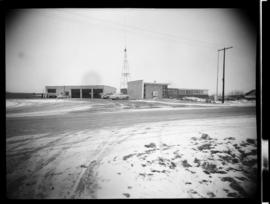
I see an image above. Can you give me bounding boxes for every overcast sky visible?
[6,9,256,94]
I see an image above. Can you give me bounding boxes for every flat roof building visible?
[128,80,208,100]
[45,85,116,99]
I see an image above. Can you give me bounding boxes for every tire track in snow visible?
[71,130,135,198]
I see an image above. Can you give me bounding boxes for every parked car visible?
[57,95,69,99]
[101,93,114,99]
[57,93,69,99]
[109,93,129,100]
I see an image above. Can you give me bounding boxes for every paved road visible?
[6,106,256,138]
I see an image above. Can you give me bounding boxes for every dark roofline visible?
[144,82,169,85]
[45,85,115,88]
[245,89,256,95]
[128,80,169,85]
[169,88,208,91]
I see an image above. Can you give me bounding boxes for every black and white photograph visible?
[5,5,264,199]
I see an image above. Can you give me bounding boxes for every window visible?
[153,91,158,97]
[48,89,56,93]
[144,85,146,98]
[162,85,168,98]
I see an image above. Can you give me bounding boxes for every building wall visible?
[144,84,165,99]
[46,86,67,98]
[167,88,209,99]
[178,89,208,96]
[167,88,179,98]
[103,86,117,95]
[127,80,144,100]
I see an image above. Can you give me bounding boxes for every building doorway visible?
[82,89,92,98]
[71,89,80,98]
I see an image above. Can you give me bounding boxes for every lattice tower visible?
[120,47,130,90]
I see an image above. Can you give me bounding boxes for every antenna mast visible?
[120,12,130,93]
[120,47,130,92]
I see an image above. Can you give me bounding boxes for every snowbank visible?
[6,106,92,117]
[182,97,206,102]
[6,99,75,108]
[6,99,93,117]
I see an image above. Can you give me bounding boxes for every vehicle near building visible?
[56,93,69,99]
[109,93,129,100]
[101,93,114,99]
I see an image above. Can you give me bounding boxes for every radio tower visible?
[120,47,130,93]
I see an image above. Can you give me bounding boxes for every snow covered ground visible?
[136,99,256,107]
[6,116,257,198]
[6,98,255,118]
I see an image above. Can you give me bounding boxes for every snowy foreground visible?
[6,116,257,198]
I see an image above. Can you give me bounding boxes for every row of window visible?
[162,85,168,98]
[47,88,103,98]
[178,90,206,95]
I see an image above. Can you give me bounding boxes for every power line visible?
[47,10,225,50]
[124,12,128,49]
[77,12,224,49]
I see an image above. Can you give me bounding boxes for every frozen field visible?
[6,115,257,198]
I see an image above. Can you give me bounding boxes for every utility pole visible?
[215,50,221,102]
[218,46,233,103]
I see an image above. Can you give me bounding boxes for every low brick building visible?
[45,85,116,99]
[127,80,169,100]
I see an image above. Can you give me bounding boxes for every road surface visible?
[6,106,256,138]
